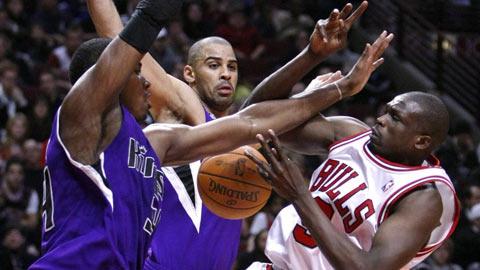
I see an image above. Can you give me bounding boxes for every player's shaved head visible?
[187,36,232,66]
[402,91,449,148]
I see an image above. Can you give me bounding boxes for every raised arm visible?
[247,131,443,270]
[61,0,182,164]
[241,1,368,108]
[146,31,393,166]
[87,0,205,125]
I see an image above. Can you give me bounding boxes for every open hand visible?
[309,1,368,58]
[245,130,310,202]
[337,30,394,97]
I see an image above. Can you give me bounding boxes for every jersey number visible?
[42,166,55,231]
[293,196,374,248]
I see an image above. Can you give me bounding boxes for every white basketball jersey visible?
[264,131,459,270]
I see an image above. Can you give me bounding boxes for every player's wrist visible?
[119,10,161,54]
[119,0,184,54]
[291,188,314,205]
[305,45,328,62]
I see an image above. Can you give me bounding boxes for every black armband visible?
[119,10,163,54]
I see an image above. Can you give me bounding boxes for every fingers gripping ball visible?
[198,146,272,220]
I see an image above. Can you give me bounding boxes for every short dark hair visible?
[187,36,232,66]
[405,92,450,147]
[69,38,112,85]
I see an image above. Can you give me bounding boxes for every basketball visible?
[198,145,272,220]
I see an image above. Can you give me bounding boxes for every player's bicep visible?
[280,115,369,155]
[367,189,443,269]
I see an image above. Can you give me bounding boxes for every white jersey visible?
[261,131,459,270]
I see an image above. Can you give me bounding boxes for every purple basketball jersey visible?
[30,106,165,270]
[143,108,241,270]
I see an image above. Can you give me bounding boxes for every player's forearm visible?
[241,47,323,108]
[243,81,342,138]
[87,0,123,38]
[292,195,371,270]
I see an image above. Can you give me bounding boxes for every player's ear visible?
[414,135,432,150]
[184,65,195,83]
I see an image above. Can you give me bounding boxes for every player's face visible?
[191,43,238,113]
[369,94,423,162]
[121,64,151,122]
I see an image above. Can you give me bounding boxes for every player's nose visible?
[376,115,386,126]
[220,67,232,81]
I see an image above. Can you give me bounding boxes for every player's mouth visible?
[217,83,234,96]
[370,127,380,142]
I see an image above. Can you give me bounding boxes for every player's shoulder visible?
[326,116,370,139]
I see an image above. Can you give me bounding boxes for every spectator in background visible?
[149,29,184,74]
[236,229,270,270]
[0,224,37,270]
[0,61,27,128]
[167,19,191,57]
[4,0,29,37]
[0,158,39,232]
[452,202,480,268]
[26,95,52,143]
[21,139,43,196]
[437,120,479,182]
[26,23,57,66]
[47,24,84,79]
[182,1,214,40]
[0,113,29,166]
[452,121,478,174]
[37,70,66,111]
[249,195,284,237]
[0,33,32,85]
[215,4,265,62]
[415,239,462,270]
[33,0,65,34]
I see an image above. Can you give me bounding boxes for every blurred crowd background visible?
[0,0,478,269]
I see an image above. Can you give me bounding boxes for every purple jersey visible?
[30,106,165,270]
[144,108,241,270]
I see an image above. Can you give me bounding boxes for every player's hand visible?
[303,71,344,94]
[308,1,368,58]
[245,130,310,202]
[337,30,394,97]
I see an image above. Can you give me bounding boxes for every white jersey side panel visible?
[265,131,459,269]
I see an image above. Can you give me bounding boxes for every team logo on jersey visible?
[381,180,394,192]
[127,138,164,194]
[127,138,165,235]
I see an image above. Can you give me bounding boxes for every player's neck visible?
[368,143,425,167]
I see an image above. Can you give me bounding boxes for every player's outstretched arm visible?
[247,130,443,270]
[145,31,392,166]
[87,0,205,125]
[61,0,183,165]
[241,1,368,108]
[277,31,394,155]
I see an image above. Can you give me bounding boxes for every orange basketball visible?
[198,145,272,220]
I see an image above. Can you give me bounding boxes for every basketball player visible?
[245,92,460,269]
[31,0,184,269]
[86,1,370,269]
